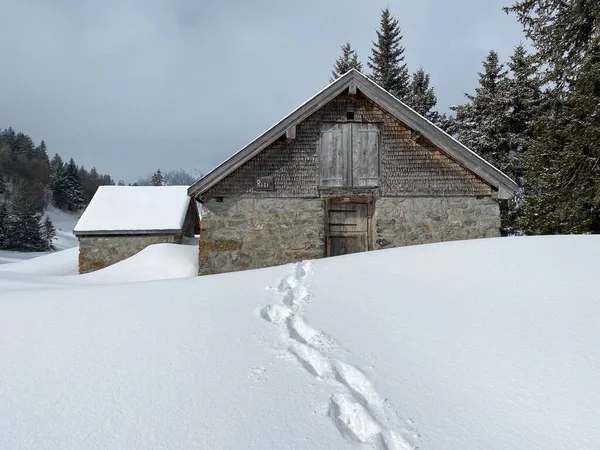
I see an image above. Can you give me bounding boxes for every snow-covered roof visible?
[74,186,193,235]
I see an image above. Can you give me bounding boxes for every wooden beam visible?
[285,125,296,140]
[348,81,357,95]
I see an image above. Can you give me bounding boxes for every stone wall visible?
[199,198,325,275]
[78,234,182,274]
[199,196,501,275]
[373,197,501,249]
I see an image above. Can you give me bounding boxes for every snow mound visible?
[0,247,79,275]
[0,236,599,449]
[80,243,198,283]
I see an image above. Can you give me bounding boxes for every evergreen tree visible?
[505,44,542,184]
[4,180,45,251]
[35,141,49,164]
[50,153,67,209]
[150,169,164,186]
[42,215,56,251]
[0,170,5,194]
[0,202,8,248]
[405,67,438,119]
[506,0,600,234]
[368,8,410,99]
[330,42,363,82]
[118,179,126,186]
[451,50,512,173]
[62,158,86,211]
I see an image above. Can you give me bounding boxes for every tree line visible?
[330,2,599,235]
[0,128,115,251]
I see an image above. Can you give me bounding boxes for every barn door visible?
[327,201,369,256]
[320,123,379,187]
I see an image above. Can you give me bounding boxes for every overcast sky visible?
[0,0,524,182]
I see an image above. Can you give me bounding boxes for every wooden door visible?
[327,202,369,256]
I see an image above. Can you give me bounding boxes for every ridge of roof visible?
[188,69,518,199]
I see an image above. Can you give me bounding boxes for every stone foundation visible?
[78,234,182,274]
[199,196,501,275]
[199,198,325,275]
[373,197,501,249]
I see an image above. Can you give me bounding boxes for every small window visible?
[346,111,355,121]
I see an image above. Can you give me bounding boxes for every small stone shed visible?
[74,186,199,273]
[188,69,518,275]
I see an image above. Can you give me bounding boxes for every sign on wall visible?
[254,176,274,191]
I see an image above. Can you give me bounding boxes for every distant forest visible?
[0,127,199,251]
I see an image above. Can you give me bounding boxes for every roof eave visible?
[73,229,183,237]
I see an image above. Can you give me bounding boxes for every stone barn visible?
[188,69,518,275]
[74,186,199,273]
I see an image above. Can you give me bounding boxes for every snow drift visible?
[0,236,598,449]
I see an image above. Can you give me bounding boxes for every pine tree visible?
[330,43,363,82]
[451,50,512,173]
[50,153,67,209]
[505,0,600,234]
[62,158,86,211]
[118,179,126,186]
[150,169,164,186]
[42,215,56,251]
[368,8,410,99]
[405,67,438,119]
[0,202,8,249]
[5,180,45,251]
[505,44,542,184]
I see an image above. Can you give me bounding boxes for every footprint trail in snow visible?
[260,261,418,450]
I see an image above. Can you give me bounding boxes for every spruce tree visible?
[0,202,8,249]
[405,67,438,119]
[451,50,512,173]
[43,215,56,250]
[505,0,600,234]
[50,153,67,209]
[5,180,45,251]
[63,158,86,211]
[506,44,542,184]
[368,8,410,99]
[330,43,363,82]
[150,169,164,186]
[0,171,5,194]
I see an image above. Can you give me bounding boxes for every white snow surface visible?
[73,185,191,233]
[0,236,599,449]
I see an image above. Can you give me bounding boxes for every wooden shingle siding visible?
[204,91,491,199]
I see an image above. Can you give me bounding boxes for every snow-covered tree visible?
[150,169,164,186]
[330,43,363,82]
[368,8,410,99]
[405,67,438,119]
[506,0,600,234]
[451,50,512,173]
[63,158,86,211]
[42,215,56,251]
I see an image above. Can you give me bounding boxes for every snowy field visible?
[0,236,599,449]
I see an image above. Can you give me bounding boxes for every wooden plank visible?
[328,203,367,233]
[328,234,368,256]
[352,123,380,187]
[320,124,351,187]
[285,125,296,139]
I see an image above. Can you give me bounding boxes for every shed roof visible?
[188,69,518,199]
[74,186,193,236]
